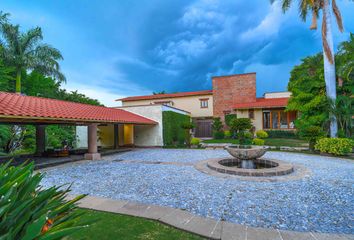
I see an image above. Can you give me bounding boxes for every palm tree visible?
[0,14,65,93]
[273,0,345,137]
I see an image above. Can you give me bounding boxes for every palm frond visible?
[331,0,343,32]
[21,27,43,53]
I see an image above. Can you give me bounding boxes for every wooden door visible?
[195,119,212,137]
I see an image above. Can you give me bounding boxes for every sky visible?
[1,0,354,106]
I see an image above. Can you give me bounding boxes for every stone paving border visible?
[73,195,354,240]
[207,158,294,177]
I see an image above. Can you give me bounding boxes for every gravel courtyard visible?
[40,149,354,234]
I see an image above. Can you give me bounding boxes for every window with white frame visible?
[200,99,208,108]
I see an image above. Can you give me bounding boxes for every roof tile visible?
[0,92,156,124]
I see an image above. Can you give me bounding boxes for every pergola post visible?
[35,125,46,156]
[84,124,101,160]
[113,124,119,149]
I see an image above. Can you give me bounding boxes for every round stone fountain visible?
[206,145,294,177]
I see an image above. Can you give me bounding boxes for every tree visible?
[0,14,65,93]
[287,36,353,138]
[229,118,253,145]
[153,90,166,95]
[274,0,345,137]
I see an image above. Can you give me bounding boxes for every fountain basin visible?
[225,145,267,160]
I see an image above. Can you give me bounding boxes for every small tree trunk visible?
[322,0,338,137]
[15,70,21,93]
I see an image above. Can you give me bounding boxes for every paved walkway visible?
[41,149,354,235]
[75,195,353,240]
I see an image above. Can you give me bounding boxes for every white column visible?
[84,124,101,160]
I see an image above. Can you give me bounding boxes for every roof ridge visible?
[0,91,107,109]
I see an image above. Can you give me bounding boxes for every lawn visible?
[68,208,204,240]
[203,138,308,147]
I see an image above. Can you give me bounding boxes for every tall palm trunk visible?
[15,69,21,93]
[322,0,338,137]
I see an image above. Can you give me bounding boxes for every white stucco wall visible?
[119,105,164,147]
[235,109,263,131]
[121,94,213,118]
[264,91,291,99]
[76,126,88,148]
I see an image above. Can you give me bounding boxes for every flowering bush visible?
[190,138,201,146]
[224,130,232,139]
[252,138,265,146]
[315,138,354,156]
[255,130,268,139]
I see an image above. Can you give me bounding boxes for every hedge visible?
[162,111,191,146]
[265,130,298,139]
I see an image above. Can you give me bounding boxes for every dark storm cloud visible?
[2,0,354,103]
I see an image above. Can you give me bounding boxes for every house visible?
[118,73,297,138]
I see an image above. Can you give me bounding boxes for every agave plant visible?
[0,161,90,240]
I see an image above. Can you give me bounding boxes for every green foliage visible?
[237,131,253,145]
[298,125,325,151]
[0,15,65,93]
[315,138,354,156]
[225,114,237,127]
[0,125,11,152]
[265,130,297,139]
[224,130,232,139]
[287,35,354,137]
[212,118,223,132]
[229,118,252,133]
[162,111,190,146]
[213,131,225,139]
[0,162,89,239]
[255,130,268,139]
[0,58,14,91]
[46,125,76,149]
[190,138,201,146]
[252,138,265,146]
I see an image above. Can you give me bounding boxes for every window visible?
[262,110,297,129]
[248,109,254,119]
[200,99,208,108]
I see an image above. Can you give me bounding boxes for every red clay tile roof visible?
[233,97,289,109]
[0,92,156,124]
[117,90,213,102]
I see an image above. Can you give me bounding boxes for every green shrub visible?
[162,111,190,146]
[191,138,201,146]
[224,130,232,139]
[181,122,194,146]
[229,118,252,133]
[265,130,297,139]
[253,138,265,146]
[213,131,225,139]
[237,131,253,145]
[298,125,324,151]
[212,117,223,132]
[0,162,89,239]
[315,138,354,156]
[256,130,268,139]
[225,114,237,127]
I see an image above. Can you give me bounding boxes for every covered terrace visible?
[0,92,157,160]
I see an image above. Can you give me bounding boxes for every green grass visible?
[203,139,239,144]
[264,138,308,147]
[203,138,308,147]
[68,209,204,240]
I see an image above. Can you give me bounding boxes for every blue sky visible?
[2,0,354,106]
